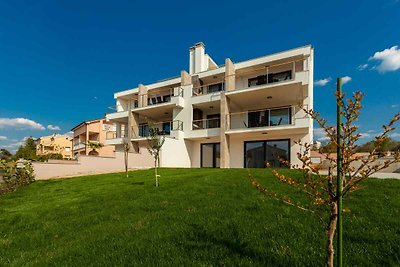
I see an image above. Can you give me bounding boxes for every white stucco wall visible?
[160,136,193,168]
[33,150,153,180]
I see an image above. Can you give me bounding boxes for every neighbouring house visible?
[105,42,314,168]
[71,118,116,158]
[36,134,73,159]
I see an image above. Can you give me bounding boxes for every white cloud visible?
[0,136,7,141]
[1,141,24,152]
[314,128,331,142]
[341,76,352,84]
[369,46,400,73]
[359,133,372,139]
[390,132,400,138]
[391,104,399,108]
[64,131,73,137]
[357,64,368,71]
[47,125,61,131]
[315,77,331,87]
[0,118,45,130]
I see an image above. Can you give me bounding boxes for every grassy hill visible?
[0,168,399,266]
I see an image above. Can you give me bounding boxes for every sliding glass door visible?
[244,139,290,168]
[201,143,220,168]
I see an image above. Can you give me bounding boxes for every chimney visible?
[189,42,207,74]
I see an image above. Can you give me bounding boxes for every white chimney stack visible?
[189,42,207,74]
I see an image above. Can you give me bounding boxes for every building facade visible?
[71,118,116,158]
[36,134,73,159]
[106,43,314,168]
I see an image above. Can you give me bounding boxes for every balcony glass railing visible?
[192,117,221,130]
[133,120,183,138]
[227,107,297,130]
[73,142,86,150]
[246,59,306,88]
[139,87,183,107]
[192,82,225,96]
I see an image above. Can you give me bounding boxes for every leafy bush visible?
[0,159,35,196]
[36,153,64,162]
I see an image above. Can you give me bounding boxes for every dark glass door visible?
[245,141,265,168]
[245,139,290,168]
[201,143,220,168]
[265,140,290,167]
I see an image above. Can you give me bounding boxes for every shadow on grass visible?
[131,182,145,186]
[184,223,282,266]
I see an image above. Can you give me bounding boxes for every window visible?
[207,83,223,93]
[270,108,291,126]
[139,124,149,137]
[206,114,220,129]
[162,122,171,135]
[244,139,290,168]
[247,108,291,128]
[248,70,293,87]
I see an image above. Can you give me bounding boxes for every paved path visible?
[319,171,400,180]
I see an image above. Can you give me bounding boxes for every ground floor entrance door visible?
[244,139,290,168]
[201,143,220,168]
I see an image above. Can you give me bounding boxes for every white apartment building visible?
[106,43,313,168]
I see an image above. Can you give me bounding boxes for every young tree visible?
[250,91,400,267]
[146,121,165,187]
[122,137,130,178]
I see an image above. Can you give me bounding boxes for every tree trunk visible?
[125,150,128,178]
[154,159,158,187]
[326,201,338,267]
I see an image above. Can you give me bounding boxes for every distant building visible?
[71,118,116,158]
[313,140,321,150]
[36,134,73,159]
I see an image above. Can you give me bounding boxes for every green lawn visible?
[0,168,399,266]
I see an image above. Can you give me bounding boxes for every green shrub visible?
[36,153,64,162]
[0,159,35,195]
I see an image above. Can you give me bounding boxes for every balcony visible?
[229,58,308,95]
[138,87,184,109]
[192,82,225,96]
[132,120,183,138]
[73,142,86,151]
[226,106,309,135]
[192,117,221,130]
[105,128,128,145]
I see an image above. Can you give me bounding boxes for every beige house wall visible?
[36,134,73,159]
[72,119,116,157]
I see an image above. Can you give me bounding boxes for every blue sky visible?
[0,0,399,151]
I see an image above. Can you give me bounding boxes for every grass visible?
[0,168,399,266]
